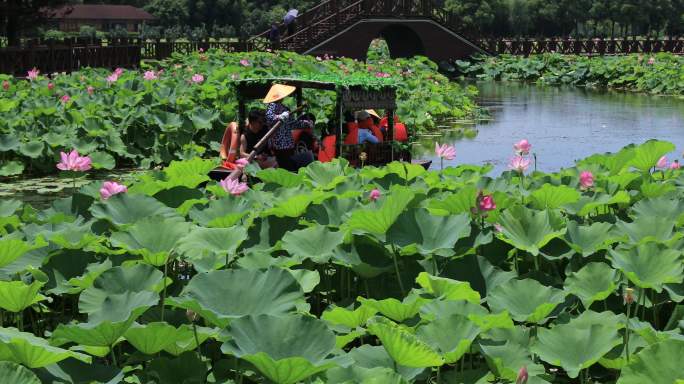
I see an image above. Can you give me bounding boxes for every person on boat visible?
[365,109,384,141]
[219,121,241,169]
[240,108,277,169]
[355,110,379,144]
[380,113,409,142]
[343,111,359,145]
[264,83,314,171]
[318,120,337,163]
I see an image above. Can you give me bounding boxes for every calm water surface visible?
[414,82,684,174]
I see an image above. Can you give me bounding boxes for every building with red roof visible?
[49,4,155,33]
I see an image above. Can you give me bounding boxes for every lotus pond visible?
[1,139,684,383]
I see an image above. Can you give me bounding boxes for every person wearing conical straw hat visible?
[264,83,314,171]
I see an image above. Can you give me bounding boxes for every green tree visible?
[0,0,72,46]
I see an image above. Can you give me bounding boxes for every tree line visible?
[443,0,684,38]
[2,0,683,46]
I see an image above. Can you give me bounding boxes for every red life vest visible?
[359,118,383,142]
[318,135,336,162]
[343,122,359,145]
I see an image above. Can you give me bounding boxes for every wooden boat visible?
[209,78,430,182]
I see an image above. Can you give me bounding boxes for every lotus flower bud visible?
[359,152,367,162]
[624,287,635,305]
[186,309,198,322]
[516,366,528,384]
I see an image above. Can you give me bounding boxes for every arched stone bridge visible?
[251,0,488,63]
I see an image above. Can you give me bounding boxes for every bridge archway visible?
[378,24,425,59]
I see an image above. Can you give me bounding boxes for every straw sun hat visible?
[366,109,381,119]
[263,84,296,103]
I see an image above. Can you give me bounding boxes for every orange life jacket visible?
[318,135,336,162]
[220,122,241,169]
[343,122,359,145]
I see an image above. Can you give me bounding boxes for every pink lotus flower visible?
[657,156,668,169]
[239,59,250,67]
[114,68,124,76]
[198,47,204,52]
[56,149,92,172]
[375,72,391,78]
[99,181,127,200]
[2,80,8,90]
[513,139,531,155]
[509,155,531,173]
[494,223,503,233]
[647,57,656,65]
[316,56,322,61]
[191,74,204,83]
[478,194,496,211]
[579,171,594,189]
[369,189,381,201]
[47,82,54,90]
[670,160,681,170]
[143,70,157,80]
[435,143,456,160]
[60,94,70,103]
[220,177,249,196]
[106,73,119,83]
[235,158,249,169]
[87,86,95,95]
[27,68,40,80]
[516,366,528,384]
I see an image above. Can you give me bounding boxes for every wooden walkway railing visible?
[479,38,684,56]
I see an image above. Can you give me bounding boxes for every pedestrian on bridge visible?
[284,9,299,36]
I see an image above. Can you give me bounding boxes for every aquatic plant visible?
[0,140,682,382]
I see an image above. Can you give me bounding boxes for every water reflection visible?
[414,82,684,174]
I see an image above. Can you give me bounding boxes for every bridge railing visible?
[479,38,684,56]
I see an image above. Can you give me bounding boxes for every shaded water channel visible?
[414,82,684,174]
[3,82,683,206]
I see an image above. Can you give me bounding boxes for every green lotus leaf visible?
[241,216,300,256]
[617,339,684,384]
[263,194,315,218]
[162,324,216,356]
[616,215,677,245]
[563,221,619,257]
[0,327,91,368]
[366,317,444,368]
[176,226,248,272]
[188,196,251,228]
[0,161,24,176]
[426,186,478,215]
[487,279,566,324]
[336,329,366,349]
[564,262,618,308]
[343,345,424,380]
[288,269,320,293]
[531,323,621,378]
[386,162,426,182]
[167,268,305,327]
[19,141,44,159]
[358,295,428,323]
[256,168,304,188]
[52,319,134,347]
[631,196,684,225]
[304,197,360,226]
[281,225,345,263]
[0,236,47,268]
[628,140,676,172]
[529,183,581,209]
[497,206,566,256]
[388,209,471,256]
[0,361,40,384]
[348,187,415,235]
[477,256,517,295]
[124,322,178,355]
[480,341,545,382]
[89,151,116,170]
[303,160,349,189]
[609,243,684,292]
[222,314,343,384]
[415,272,480,303]
[0,134,20,151]
[326,366,408,384]
[90,193,179,226]
[163,158,215,189]
[0,280,46,312]
[189,108,218,130]
[420,299,489,321]
[41,359,124,384]
[147,351,207,384]
[322,305,378,328]
[639,180,677,198]
[110,215,191,266]
[564,191,631,216]
[78,263,162,323]
[416,314,480,363]
[53,258,112,295]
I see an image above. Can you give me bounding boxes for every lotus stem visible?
[624,301,631,362]
[639,288,647,320]
[110,344,118,367]
[192,322,201,356]
[432,257,438,275]
[390,246,405,297]
[161,261,169,322]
